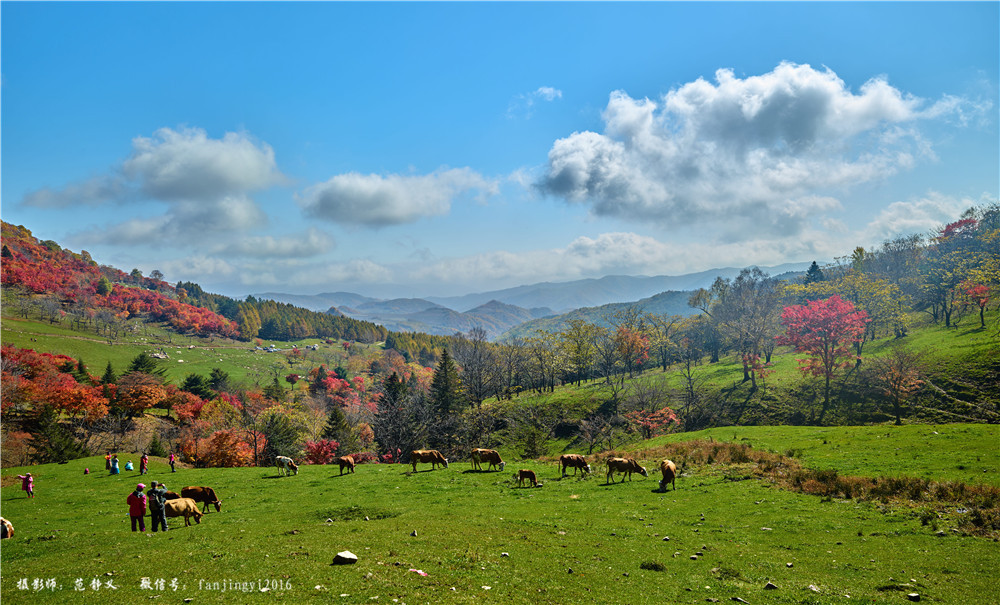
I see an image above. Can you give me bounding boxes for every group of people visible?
[105,451,177,475]
[126,481,171,533]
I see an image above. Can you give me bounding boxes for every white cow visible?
[276,455,298,476]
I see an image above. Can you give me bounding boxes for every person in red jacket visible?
[127,484,147,532]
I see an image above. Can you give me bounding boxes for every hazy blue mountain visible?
[252,291,378,312]
[499,290,698,341]
[425,263,813,312]
[330,298,555,339]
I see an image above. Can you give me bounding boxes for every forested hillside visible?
[1,204,997,471]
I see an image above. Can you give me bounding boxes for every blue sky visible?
[2,2,997,299]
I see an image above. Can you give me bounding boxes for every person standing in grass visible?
[17,472,34,498]
[140,453,148,475]
[105,451,112,471]
[147,481,168,532]
[127,484,147,532]
[110,454,120,475]
[169,452,176,472]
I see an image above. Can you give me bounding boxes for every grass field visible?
[0,316,355,387]
[3,427,998,604]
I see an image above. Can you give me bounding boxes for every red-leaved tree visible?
[624,406,679,440]
[778,295,869,421]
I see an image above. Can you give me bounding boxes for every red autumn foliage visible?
[778,295,869,380]
[624,406,680,439]
[303,439,340,465]
[1,222,237,338]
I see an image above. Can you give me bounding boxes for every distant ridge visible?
[252,263,815,313]
[253,263,815,338]
[425,263,814,312]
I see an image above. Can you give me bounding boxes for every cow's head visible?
[659,478,667,491]
[442,459,449,468]
[585,464,592,473]
[213,500,222,512]
[290,462,299,475]
[498,461,506,472]
[638,466,648,478]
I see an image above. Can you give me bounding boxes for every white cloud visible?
[409,230,851,288]
[21,175,130,208]
[299,168,498,227]
[538,62,979,235]
[157,255,237,280]
[234,258,395,288]
[72,195,267,246]
[507,86,564,118]
[122,127,286,201]
[213,228,333,259]
[26,127,284,248]
[861,192,984,244]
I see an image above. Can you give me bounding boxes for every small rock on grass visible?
[764,581,777,590]
[331,551,358,565]
[907,595,921,602]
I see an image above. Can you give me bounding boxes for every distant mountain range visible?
[252,262,813,339]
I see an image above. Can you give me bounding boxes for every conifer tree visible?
[430,349,464,416]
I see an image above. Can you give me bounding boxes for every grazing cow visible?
[606,457,648,483]
[276,455,298,476]
[181,486,222,513]
[410,449,449,472]
[513,469,538,487]
[337,455,355,475]
[1,517,12,539]
[560,454,592,477]
[471,448,505,472]
[164,498,203,526]
[163,490,182,500]
[659,459,677,492]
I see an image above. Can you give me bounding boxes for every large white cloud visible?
[300,168,498,227]
[122,127,286,201]
[29,127,284,248]
[538,62,976,234]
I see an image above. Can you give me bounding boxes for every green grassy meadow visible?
[0,316,353,386]
[3,428,999,605]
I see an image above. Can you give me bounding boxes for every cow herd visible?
[271,449,680,493]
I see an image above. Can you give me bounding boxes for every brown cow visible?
[560,454,591,476]
[471,448,505,472]
[164,498,203,526]
[659,459,677,492]
[180,486,222,513]
[163,490,181,500]
[513,469,538,487]
[1,517,12,539]
[411,449,449,472]
[606,457,648,483]
[337,455,356,475]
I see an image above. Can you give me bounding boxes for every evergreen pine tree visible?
[804,261,826,284]
[263,377,285,402]
[27,407,89,463]
[127,352,166,377]
[148,432,168,457]
[430,349,464,416]
[101,361,117,384]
